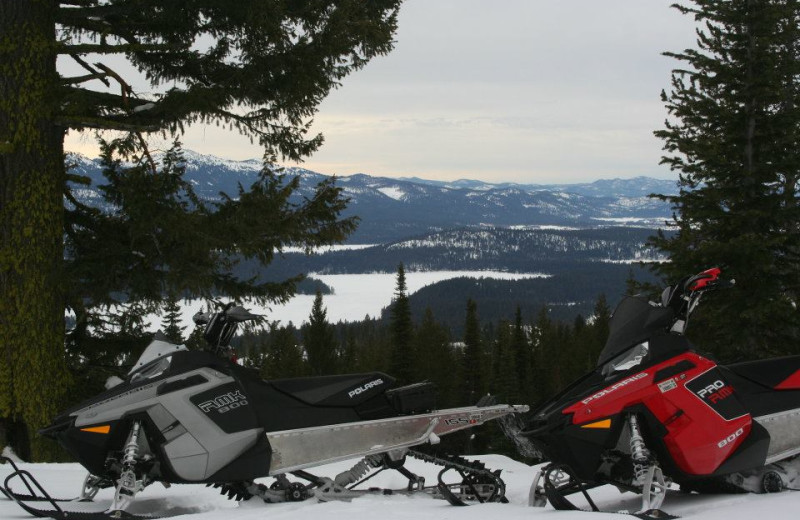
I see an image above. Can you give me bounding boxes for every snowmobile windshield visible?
[128,338,188,381]
[596,296,674,368]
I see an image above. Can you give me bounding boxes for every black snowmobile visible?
[516,268,800,518]
[0,303,527,519]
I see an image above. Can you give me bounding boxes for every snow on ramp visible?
[1,456,797,520]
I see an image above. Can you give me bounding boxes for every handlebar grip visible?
[685,267,722,292]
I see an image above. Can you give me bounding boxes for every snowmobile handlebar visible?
[192,303,262,355]
[683,267,735,294]
[661,268,735,328]
[192,302,262,326]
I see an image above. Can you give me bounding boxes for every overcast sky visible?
[64,0,699,184]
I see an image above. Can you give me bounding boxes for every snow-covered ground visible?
[1,455,797,520]
[153,271,548,329]
[279,244,379,253]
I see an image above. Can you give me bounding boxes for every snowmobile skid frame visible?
[0,446,508,520]
[206,448,508,506]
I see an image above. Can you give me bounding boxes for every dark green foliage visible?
[389,263,414,384]
[238,290,628,458]
[259,323,305,380]
[302,291,339,376]
[652,0,800,361]
[414,308,457,406]
[490,320,520,403]
[1,0,400,460]
[68,137,359,309]
[56,0,402,159]
[461,298,485,404]
[161,295,186,344]
[511,306,532,402]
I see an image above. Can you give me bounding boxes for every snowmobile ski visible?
[0,458,164,520]
[529,463,677,519]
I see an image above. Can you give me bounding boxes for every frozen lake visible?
[161,270,549,330]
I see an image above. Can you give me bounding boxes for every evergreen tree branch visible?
[59,43,175,54]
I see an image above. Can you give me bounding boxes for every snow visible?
[279,244,378,253]
[1,446,22,463]
[1,455,797,520]
[273,271,547,324]
[507,225,581,231]
[376,186,406,201]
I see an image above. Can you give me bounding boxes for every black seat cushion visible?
[726,356,800,389]
[270,372,395,407]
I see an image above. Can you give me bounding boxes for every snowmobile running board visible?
[266,403,529,474]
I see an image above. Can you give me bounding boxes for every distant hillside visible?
[239,227,666,285]
[396,262,657,332]
[66,150,677,244]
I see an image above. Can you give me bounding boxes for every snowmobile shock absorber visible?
[628,415,650,485]
[122,422,141,469]
[111,421,144,512]
[334,455,383,487]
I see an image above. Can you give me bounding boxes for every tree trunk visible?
[0,0,70,461]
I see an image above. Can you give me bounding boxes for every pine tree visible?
[414,308,456,406]
[652,0,800,360]
[262,323,305,380]
[0,1,400,459]
[303,291,338,376]
[389,263,414,384]
[161,295,186,344]
[511,306,531,402]
[531,306,555,401]
[491,320,520,403]
[461,298,485,404]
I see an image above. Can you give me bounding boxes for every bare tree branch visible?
[69,53,111,87]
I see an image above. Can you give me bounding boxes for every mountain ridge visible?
[66,149,677,243]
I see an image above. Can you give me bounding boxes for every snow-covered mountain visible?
[66,150,676,243]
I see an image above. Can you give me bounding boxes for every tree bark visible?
[0,0,71,460]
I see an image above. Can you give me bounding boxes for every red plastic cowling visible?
[688,267,722,291]
[776,369,800,390]
[564,351,752,476]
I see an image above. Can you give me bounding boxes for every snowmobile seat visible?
[385,381,437,414]
[726,356,800,390]
[269,372,396,408]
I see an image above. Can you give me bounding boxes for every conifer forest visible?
[1,0,799,465]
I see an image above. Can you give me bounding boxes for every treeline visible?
[243,227,666,280]
[402,262,656,333]
[227,265,614,455]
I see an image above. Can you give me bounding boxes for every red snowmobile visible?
[521,268,800,518]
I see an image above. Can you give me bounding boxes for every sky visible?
[63,0,699,184]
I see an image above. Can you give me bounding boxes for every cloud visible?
[63,0,699,183]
